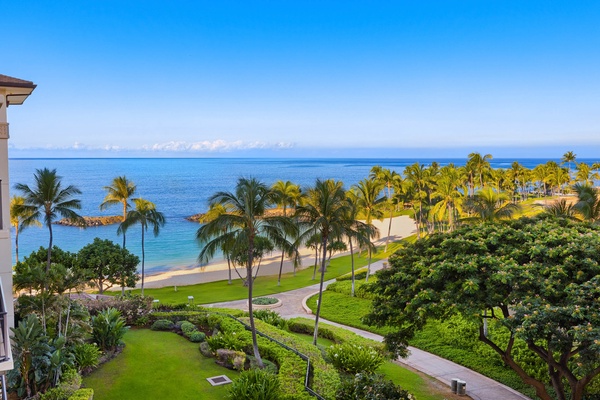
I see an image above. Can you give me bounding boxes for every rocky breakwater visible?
[186,207,287,223]
[55,216,123,227]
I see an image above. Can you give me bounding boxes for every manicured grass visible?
[83,329,239,400]
[120,239,412,304]
[378,361,459,400]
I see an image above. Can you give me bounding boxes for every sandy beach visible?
[137,215,417,289]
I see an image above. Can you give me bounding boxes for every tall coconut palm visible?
[370,166,403,251]
[351,178,385,281]
[466,152,493,194]
[431,166,465,232]
[572,183,600,223]
[271,180,301,285]
[404,163,428,238]
[10,195,41,263]
[100,176,137,248]
[14,168,83,273]
[196,177,296,366]
[345,192,378,297]
[562,151,577,177]
[295,179,350,345]
[118,198,165,295]
[463,187,521,222]
[575,163,599,185]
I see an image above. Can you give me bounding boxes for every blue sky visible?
[3,1,600,158]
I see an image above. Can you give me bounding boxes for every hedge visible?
[68,388,94,400]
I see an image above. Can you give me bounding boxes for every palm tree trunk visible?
[385,207,393,252]
[350,239,355,297]
[277,238,286,286]
[122,202,127,248]
[15,225,19,263]
[141,226,145,296]
[313,237,329,346]
[226,255,232,284]
[47,220,53,273]
[312,245,319,280]
[247,235,264,367]
[365,248,372,282]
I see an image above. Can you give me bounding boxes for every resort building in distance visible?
[0,74,36,393]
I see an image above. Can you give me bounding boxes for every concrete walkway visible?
[203,260,532,400]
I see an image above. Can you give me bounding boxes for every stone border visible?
[301,291,320,315]
[247,297,283,310]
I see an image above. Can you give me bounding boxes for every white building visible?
[0,74,36,393]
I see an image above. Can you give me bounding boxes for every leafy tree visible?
[295,179,350,345]
[100,176,137,247]
[366,216,600,400]
[118,198,165,295]
[14,168,83,274]
[196,177,296,367]
[77,238,140,294]
[10,195,41,264]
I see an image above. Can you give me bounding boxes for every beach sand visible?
[135,215,417,289]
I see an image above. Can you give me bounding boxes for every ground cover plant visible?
[83,329,239,400]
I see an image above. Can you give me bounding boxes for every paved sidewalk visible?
[203,260,531,400]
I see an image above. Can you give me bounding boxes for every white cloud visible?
[10,139,296,153]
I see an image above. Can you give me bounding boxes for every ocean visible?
[7,157,591,273]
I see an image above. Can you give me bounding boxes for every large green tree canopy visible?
[365,216,600,400]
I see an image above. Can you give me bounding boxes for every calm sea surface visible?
[7,157,591,273]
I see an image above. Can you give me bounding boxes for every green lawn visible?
[83,329,239,400]
[120,240,409,304]
[287,330,336,348]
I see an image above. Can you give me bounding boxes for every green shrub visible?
[40,387,68,400]
[336,269,368,282]
[151,319,174,331]
[68,388,94,400]
[73,343,100,374]
[199,341,213,357]
[326,280,375,300]
[252,297,278,305]
[327,343,384,374]
[180,321,196,334]
[253,310,288,330]
[337,373,415,400]
[227,369,280,400]
[206,331,248,352]
[82,294,152,325]
[91,307,128,352]
[58,368,83,395]
[188,331,206,343]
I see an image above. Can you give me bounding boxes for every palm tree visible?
[196,177,296,366]
[344,193,378,297]
[100,176,137,248]
[370,166,403,251]
[197,203,235,284]
[574,163,599,185]
[572,183,600,223]
[463,187,521,222]
[562,151,576,177]
[431,165,464,232]
[466,152,493,194]
[14,168,83,273]
[404,163,428,238]
[118,198,165,295]
[10,195,41,263]
[271,180,301,285]
[542,199,579,221]
[295,179,350,345]
[350,178,385,281]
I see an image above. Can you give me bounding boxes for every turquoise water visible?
[7,157,584,273]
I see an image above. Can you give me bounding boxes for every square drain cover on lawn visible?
[206,375,232,386]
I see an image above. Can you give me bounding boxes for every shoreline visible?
[122,215,417,290]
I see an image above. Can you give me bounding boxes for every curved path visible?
[204,259,532,400]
